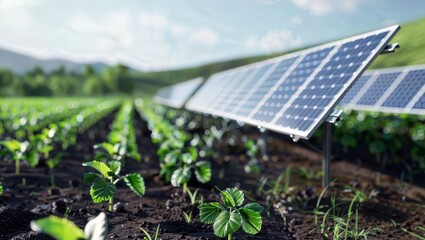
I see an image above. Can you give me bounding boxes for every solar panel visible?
[153,77,203,109]
[186,25,399,139]
[340,65,425,115]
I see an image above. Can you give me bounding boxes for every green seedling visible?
[185,188,203,205]
[182,211,192,224]
[401,226,425,239]
[140,224,161,240]
[295,167,323,180]
[83,160,145,211]
[31,212,107,240]
[198,188,263,240]
[0,140,39,174]
[0,182,3,196]
[160,146,211,191]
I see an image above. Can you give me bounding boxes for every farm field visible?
[1,98,425,239]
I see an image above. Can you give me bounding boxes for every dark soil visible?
[1,112,425,239]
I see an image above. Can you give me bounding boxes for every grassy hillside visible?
[135,17,425,96]
[369,17,425,69]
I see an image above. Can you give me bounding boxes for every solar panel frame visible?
[186,25,400,139]
[340,64,425,115]
[153,77,204,109]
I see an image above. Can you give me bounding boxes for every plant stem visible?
[109,197,113,212]
[228,233,232,240]
[183,183,187,193]
[15,159,20,175]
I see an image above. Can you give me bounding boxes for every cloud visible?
[290,0,361,16]
[190,27,219,47]
[245,29,303,52]
[256,0,281,5]
[290,16,303,25]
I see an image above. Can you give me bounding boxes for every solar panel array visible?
[340,64,425,115]
[186,25,399,139]
[153,77,203,109]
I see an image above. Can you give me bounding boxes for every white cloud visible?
[290,16,303,25]
[245,29,303,52]
[190,27,219,47]
[256,0,281,5]
[290,0,361,16]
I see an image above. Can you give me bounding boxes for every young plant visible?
[31,212,107,240]
[0,182,3,196]
[198,188,263,240]
[160,146,211,191]
[185,188,203,205]
[182,211,192,224]
[83,160,145,211]
[0,140,39,174]
[140,224,161,240]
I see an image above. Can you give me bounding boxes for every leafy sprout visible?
[83,160,145,211]
[198,188,263,240]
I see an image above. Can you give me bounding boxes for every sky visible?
[0,0,424,71]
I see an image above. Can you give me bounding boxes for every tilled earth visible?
[1,112,425,239]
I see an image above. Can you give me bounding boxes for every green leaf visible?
[221,188,244,208]
[244,203,264,214]
[94,142,116,157]
[0,140,22,153]
[239,207,262,235]
[90,178,116,203]
[171,167,191,187]
[83,161,112,179]
[84,172,99,183]
[181,153,194,164]
[25,149,39,168]
[198,202,223,224]
[213,211,242,238]
[194,161,211,183]
[0,182,3,196]
[108,161,121,175]
[30,215,85,240]
[124,173,145,197]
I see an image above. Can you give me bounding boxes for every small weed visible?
[140,224,161,240]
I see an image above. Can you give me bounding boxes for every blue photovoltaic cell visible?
[413,93,425,109]
[339,75,372,105]
[216,68,256,112]
[206,71,242,110]
[253,47,334,122]
[154,78,203,108]
[222,62,274,113]
[235,56,299,117]
[382,69,425,108]
[187,72,227,110]
[274,31,390,131]
[357,72,400,105]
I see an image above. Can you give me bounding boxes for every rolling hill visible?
[0,48,108,74]
[135,17,425,96]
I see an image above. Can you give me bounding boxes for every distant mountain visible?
[0,48,108,74]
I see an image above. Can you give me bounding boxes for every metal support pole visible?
[260,129,268,160]
[322,121,332,187]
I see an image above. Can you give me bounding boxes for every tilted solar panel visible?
[186,25,399,139]
[153,77,203,109]
[340,65,425,115]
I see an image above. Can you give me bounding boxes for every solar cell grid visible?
[185,25,399,139]
[357,72,400,106]
[340,65,425,115]
[234,56,299,117]
[153,77,203,108]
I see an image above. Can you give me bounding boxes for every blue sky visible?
[0,0,424,71]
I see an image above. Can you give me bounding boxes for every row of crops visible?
[1,98,424,239]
